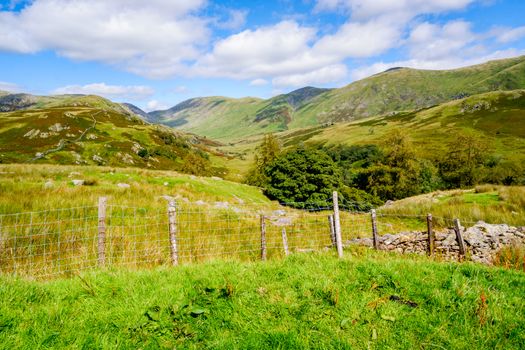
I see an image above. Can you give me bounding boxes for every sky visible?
[0,0,524,111]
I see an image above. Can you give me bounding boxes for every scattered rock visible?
[43,180,54,189]
[71,179,84,186]
[117,183,130,189]
[214,202,229,209]
[195,200,206,206]
[24,129,40,139]
[92,154,105,164]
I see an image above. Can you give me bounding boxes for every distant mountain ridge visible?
[0,92,148,121]
[148,55,525,141]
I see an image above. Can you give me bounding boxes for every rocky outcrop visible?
[347,221,525,265]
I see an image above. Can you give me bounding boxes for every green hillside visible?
[0,104,229,177]
[284,90,525,156]
[152,56,525,141]
[1,253,524,349]
[149,87,331,140]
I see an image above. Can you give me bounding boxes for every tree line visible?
[245,131,524,208]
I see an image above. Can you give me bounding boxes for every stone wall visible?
[346,221,525,265]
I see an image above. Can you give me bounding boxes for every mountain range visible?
[1,55,525,179]
[147,55,525,141]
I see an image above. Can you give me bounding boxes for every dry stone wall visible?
[346,221,525,265]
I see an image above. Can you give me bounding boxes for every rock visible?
[92,154,105,164]
[117,183,130,189]
[24,129,40,139]
[49,123,68,132]
[195,200,206,206]
[214,202,229,209]
[163,182,169,186]
[71,179,84,186]
[211,176,222,181]
[44,180,54,189]
[272,210,286,216]
[270,217,293,226]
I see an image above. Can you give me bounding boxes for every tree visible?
[245,133,281,186]
[439,131,492,188]
[263,148,379,209]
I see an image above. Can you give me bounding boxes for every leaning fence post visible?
[370,209,379,249]
[328,215,336,247]
[97,197,107,267]
[453,218,466,259]
[332,191,343,258]
[260,215,267,261]
[168,200,179,266]
[281,228,289,256]
[427,214,434,256]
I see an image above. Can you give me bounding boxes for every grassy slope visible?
[0,164,269,214]
[0,252,524,349]
[0,105,231,174]
[279,90,525,162]
[153,56,525,141]
[297,55,525,125]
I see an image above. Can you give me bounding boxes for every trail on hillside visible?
[29,111,101,162]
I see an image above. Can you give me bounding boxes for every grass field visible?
[0,252,524,349]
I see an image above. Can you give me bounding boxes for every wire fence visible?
[0,195,512,280]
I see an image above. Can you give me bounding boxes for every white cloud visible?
[0,81,22,92]
[145,100,169,112]
[249,79,269,86]
[215,9,248,30]
[408,20,476,61]
[351,48,525,80]
[195,21,319,79]
[494,26,525,43]
[272,64,348,88]
[0,0,209,78]
[52,83,154,100]
[315,0,476,21]
[313,18,402,59]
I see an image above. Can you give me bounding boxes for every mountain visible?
[278,89,525,164]
[121,102,150,120]
[0,92,155,123]
[148,87,331,140]
[150,55,525,141]
[0,95,228,176]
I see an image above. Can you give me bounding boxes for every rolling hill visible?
[148,87,330,141]
[0,94,229,176]
[150,56,525,141]
[278,89,525,162]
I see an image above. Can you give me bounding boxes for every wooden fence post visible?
[371,209,379,250]
[427,214,434,256]
[453,218,466,259]
[260,215,267,261]
[328,215,336,247]
[168,200,179,266]
[333,191,344,258]
[281,228,289,256]
[97,197,107,267]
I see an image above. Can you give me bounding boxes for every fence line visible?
[0,193,519,279]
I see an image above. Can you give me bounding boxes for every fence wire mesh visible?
[0,199,511,280]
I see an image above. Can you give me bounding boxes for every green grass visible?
[0,252,524,349]
[379,186,525,227]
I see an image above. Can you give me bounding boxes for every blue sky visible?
[0,0,524,111]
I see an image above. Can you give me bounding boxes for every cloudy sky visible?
[0,0,524,111]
